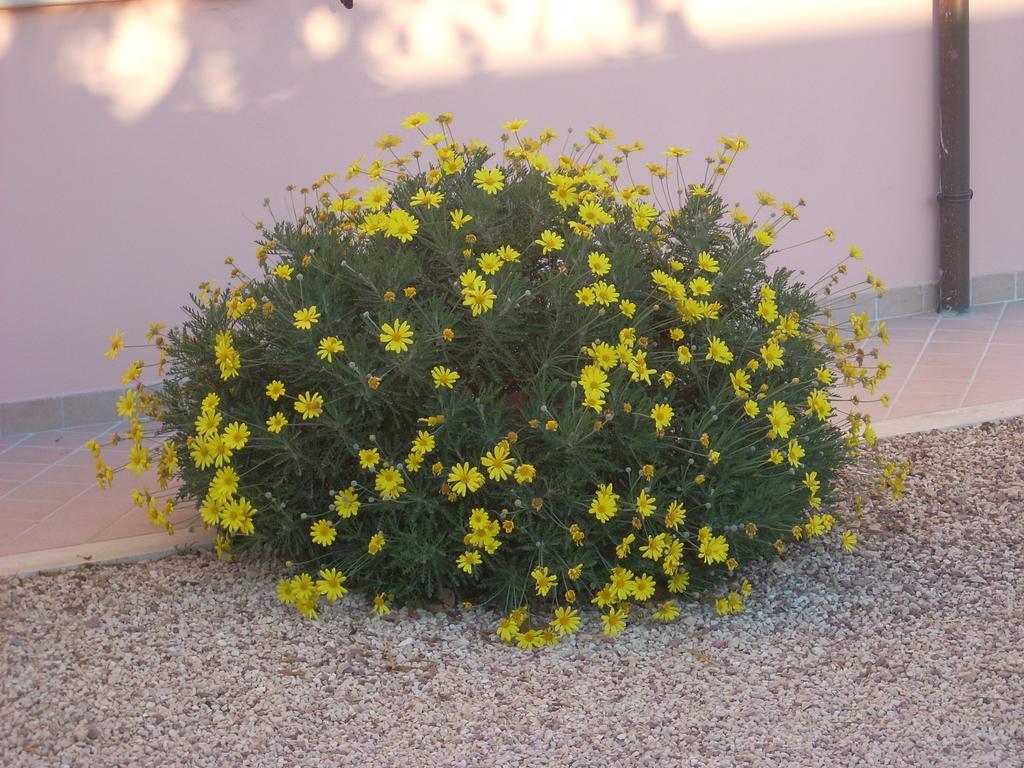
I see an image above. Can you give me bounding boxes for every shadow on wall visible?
[6,0,1020,123]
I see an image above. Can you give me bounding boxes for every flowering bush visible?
[97,114,905,647]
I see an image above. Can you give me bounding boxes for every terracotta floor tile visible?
[876,365,915,383]
[830,386,856,404]
[93,508,164,540]
[865,348,906,362]
[935,317,999,331]
[883,329,934,343]
[869,350,911,365]
[98,431,163,448]
[984,342,1024,355]
[991,327,1024,344]
[835,378,903,399]
[965,374,1024,396]
[850,401,891,422]
[928,329,996,343]
[919,341,988,357]
[30,463,102,484]
[887,393,963,419]
[974,357,1024,372]
[80,428,124,443]
[68,488,141,513]
[58,448,133,468]
[0,497,65,521]
[0,514,36,533]
[0,445,75,464]
[915,354,983,370]
[879,333,928,345]
[71,487,138,516]
[74,422,122,437]
[884,322,936,330]
[54,451,96,468]
[0,463,48,483]
[910,365,978,381]
[873,383,905,401]
[868,373,906,388]
[897,377,972,396]
[883,321,939,331]
[873,351,922,366]
[15,430,102,448]
[961,385,1024,407]
[0,519,39,556]
[8,521,100,555]
[883,326,938,336]
[5,480,92,504]
[877,340,926,356]
[6,501,133,554]
[108,467,162,490]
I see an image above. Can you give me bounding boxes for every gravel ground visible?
[2,419,1023,768]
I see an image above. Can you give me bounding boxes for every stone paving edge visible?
[0,527,214,579]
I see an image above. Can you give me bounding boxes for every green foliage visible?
[141,122,886,637]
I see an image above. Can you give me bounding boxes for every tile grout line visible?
[0,437,55,501]
[885,313,943,417]
[5,422,167,544]
[7,481,120,545]
[1,453,87,501]
[87,502,173,546]
[957,302,1008,409]
[0,432,35,458]
[0,423,125,501]
[11,481,193,551]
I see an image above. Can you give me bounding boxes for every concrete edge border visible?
[0,527,214,579]
[875,398,1024,439]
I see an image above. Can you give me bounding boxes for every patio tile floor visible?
[2,302,1024,574]
[0,420,208,573]
[839,302,1024,422]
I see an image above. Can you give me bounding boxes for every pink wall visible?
[1,0,1023,402]
[972,5,1024,276]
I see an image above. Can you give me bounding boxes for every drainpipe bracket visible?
[936,189,974,202]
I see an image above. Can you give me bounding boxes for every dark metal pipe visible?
[936,0,972,312]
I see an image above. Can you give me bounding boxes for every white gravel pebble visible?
[2,419,1023,767]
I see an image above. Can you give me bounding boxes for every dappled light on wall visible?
[193,49,241,112]
[58,0,188,122]
[301,4,350,61]
[663,0,928,48]
[360,0,665,89]
[0,11,12,60]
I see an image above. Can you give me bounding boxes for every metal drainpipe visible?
[936,0,972,312]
